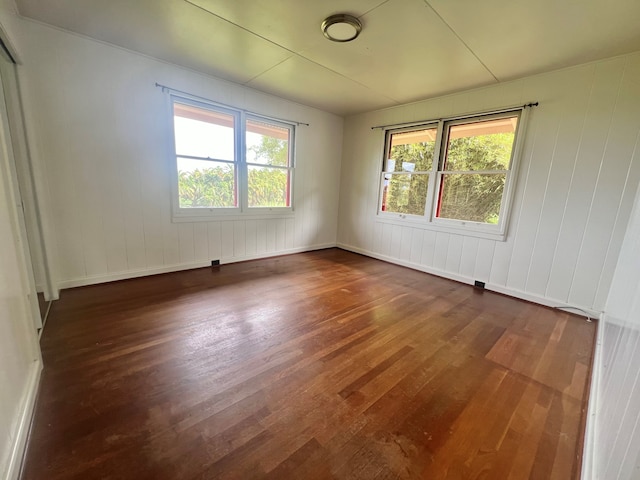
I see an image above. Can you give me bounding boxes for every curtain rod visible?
[370,102,539,130]
[155,82,310,127]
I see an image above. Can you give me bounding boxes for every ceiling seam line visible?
[183,0,300,56]
[359,0,393,18]
[183,0,398,103]
[422,0,499,83]
[243,56,295,85]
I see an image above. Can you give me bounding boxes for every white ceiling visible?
[13,0,640,116]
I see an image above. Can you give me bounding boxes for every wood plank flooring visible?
[21,249,596,479]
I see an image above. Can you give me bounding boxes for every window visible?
[381,126,437,216]
[171,97,294,219]
[245,118,292,208]
[379,110,524,239]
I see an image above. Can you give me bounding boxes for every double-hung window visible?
[380,109,525,240]
[171,97,294,220]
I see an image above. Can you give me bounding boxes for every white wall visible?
[587,180,640,479]
[338,53,640,315]
[0,43,41,480]
[8,18,344,290]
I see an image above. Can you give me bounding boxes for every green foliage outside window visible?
[438,172,506,224]
[384,131,515,223]
[444,133,514,171]
[439,132,513,223]
[178,166,235,208]
[247,167,288,207]
[247,135,289,207]
[178,135,289,208]
[248,136,288,167]
[384,141,435,216]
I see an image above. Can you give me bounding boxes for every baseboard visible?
[215,243,337,266]
[2,359,42,480]
[337,242,477,284]
[581,312,605,479]
[56,243,337,289]
[336,243,600,319]
[486,284,600,320]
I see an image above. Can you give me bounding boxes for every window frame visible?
[169,95,295,222]
[377,108,527,241]
[379,122,441,220]
[244,114,295,211]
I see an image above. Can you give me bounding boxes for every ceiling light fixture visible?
[321,14,362,42]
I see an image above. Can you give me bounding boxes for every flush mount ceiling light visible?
[321,14,362,42]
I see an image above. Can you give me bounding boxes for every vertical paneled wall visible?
[593,182,640,479]
[13,19,343,289]
[338,53,640,314]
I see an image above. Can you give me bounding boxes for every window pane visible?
[177,158,236,208]
[246,119,290,167]
[381,173,428,215]
[173,103,235,160]
[386,128,437,172]
[437,173,506,223]
[248,166,290,207]
[444,116,518,171]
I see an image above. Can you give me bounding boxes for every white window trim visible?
[168,95,296,223]
[377,107,529,241]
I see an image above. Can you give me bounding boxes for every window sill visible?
[172,208,294,223]
[375,213,508,242]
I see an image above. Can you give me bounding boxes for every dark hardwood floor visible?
[21,248,595,479]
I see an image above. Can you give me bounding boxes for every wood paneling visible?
[21,249,595,479]
[338,52,640,315]
[590,176,640,478]
[595,324,640,479]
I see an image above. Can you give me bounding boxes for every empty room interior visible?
[1,1,640,479]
